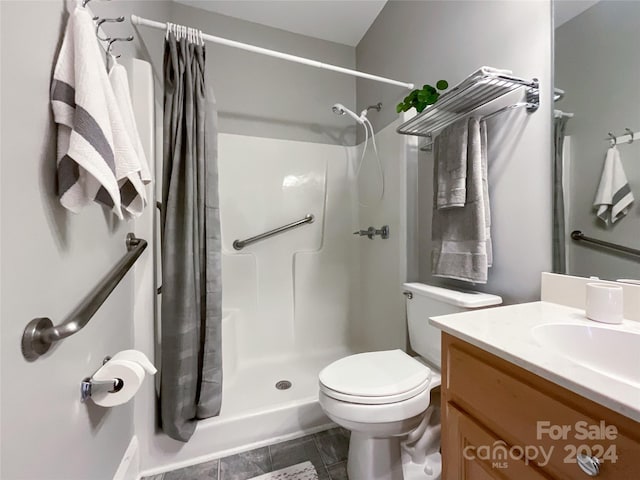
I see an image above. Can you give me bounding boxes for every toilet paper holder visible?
[80,356,124,402]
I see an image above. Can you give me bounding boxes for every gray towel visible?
[432,117,492,283]
[436,118,468,209]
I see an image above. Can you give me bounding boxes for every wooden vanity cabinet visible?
[441,333,640,479]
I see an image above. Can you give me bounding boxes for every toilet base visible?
[347,432,404,480]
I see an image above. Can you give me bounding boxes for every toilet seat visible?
[319,350,432,405]
[320,376,432,405]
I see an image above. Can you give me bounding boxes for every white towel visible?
[109,63,151,217]
[594,147,634,226]
[478,66,513,77]
[51,8,142,219]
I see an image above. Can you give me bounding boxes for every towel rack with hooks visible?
[396,68,539,152]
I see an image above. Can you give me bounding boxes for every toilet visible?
[318,282,502,480]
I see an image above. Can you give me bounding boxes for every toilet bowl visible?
[319,349,440,480]
[318,283,502,480]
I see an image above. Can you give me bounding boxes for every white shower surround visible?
[130,57,415,474]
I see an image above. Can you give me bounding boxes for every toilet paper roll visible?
[110,349,157,375]
[91,359,145,407]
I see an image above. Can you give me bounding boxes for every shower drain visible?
[275,380,292,390]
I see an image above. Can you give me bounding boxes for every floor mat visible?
[247,461,319,480]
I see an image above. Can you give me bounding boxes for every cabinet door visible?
[445,403,550,480]
[444,336,640,479]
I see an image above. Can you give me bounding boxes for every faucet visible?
[353,225,389,239]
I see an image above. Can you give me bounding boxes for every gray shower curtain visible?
[161,31,222,442]
[553,116,569,274]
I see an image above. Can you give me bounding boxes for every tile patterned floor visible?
[143,427,350,480]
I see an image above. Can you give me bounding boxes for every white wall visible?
[356,1,553,303]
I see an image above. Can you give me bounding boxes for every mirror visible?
[553,0,640,281]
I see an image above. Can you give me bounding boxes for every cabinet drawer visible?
[446,402,549,479]
[443,336,640,479]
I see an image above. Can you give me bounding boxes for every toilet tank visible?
[403,283,502,369]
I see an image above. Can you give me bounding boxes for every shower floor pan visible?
[146,343,354,474]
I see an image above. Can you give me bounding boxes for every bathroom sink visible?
[532,324,640,387]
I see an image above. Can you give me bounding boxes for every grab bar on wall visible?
[571,230,640,259]
[21,233,148,360]
[233,214,315,251]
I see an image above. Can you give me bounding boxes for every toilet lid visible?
[319,350,431,404]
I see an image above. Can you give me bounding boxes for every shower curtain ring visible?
[625,128,634,143]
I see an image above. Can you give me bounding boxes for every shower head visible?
[332,103,365,124]
[332,103,346,115]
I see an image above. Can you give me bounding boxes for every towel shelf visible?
[21,233,148,360]
[397,69,539,150]
[571,230,640,259]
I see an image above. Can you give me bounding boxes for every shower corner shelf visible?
[396,69,539,150]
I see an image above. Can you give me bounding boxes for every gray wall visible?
[357,0,553,303]
[555,1,640,280]
[0,1,169,479]
[167,2,356,145]
[96,1,356,145]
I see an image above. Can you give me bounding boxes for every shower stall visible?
[139,125,417,474]
[128,52,417,472]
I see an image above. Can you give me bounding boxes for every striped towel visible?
[594,147,634,226]
[51,8,142,219]
[110,63,151,217]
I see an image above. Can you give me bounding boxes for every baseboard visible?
[113,436,139,480]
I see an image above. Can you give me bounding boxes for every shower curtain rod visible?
[130,15,414,90]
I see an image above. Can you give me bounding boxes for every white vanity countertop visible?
[430,301,640,422]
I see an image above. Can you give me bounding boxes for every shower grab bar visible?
[233,214,314,251]
[21,233,148,360]
[571,230,640,259]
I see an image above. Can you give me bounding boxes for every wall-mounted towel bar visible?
[606,128,637,146]
[418,101,537,151]
[21,233,148,360]
[233,214,314,251]
[571,230,640,259]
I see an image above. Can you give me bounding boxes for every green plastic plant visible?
[396,80,449,114]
